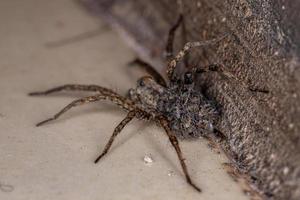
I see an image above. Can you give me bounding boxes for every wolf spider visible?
[29,16,229,192]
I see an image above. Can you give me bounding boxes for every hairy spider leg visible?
[193,64,269,93]
[165,15,183,61]
[94,110,137,163]
[248,87,269,93]
[192,64,224,74]
[29,84,118,96]
[128,15,184,85]
[34,93,135,127]
[166,14,192,73]
[128,58,167,87]
[167,35,228,81]
[180,16,191,69]
[158,116,202,192]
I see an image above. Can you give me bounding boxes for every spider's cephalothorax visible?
[29,15,227,193]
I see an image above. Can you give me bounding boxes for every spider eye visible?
[184,72,193,84]
[137,78,145,87]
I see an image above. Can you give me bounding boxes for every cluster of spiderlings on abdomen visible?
[127,75,218,139]
[157,83,218,139]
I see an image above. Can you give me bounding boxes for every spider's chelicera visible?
[30,16,227,192]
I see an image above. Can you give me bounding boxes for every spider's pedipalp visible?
[158,116,202,192]
[35,93,135,127]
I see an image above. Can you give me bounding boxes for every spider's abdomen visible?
[128,77,218,139]
[158,86,218,139]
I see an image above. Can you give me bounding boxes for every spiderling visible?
[29,15,228,193]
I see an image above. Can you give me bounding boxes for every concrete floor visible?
[0,1,250,199]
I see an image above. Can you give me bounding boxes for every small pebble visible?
[143,154,154,165]
[168,170,174,177]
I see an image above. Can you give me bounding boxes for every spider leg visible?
[166,14,191,70]
[165,15,183,60]
[35,93,135,127]
[193,64,224,74]
[194,64,269,93]
[128,58,167,87]
[94,110,137,163]
[248,87,269,93]
[167,34,228,81]
[29,84,117,96]
[158,117,202,192]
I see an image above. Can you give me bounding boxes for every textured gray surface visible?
[0,0,251,200]
[81,0,300,199]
